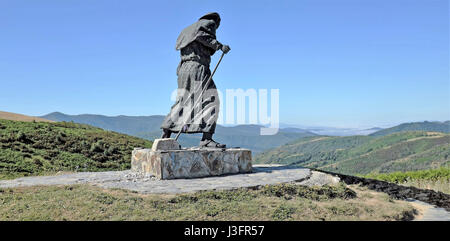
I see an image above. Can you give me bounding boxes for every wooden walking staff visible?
[175,52,225,141]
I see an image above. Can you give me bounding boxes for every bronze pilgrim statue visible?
[160,12,230,148]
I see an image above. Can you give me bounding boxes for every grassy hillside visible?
[370,121,450,136]
[255,135,373,165]
[255,131,450,175]
[0,119,152,179]
[0,111,54,123]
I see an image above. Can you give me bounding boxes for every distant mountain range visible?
[3,110,449,176]
[41,112,164,134]
[369,121,450,136]
[40,112,450,153]
[279,123,383,136]
[41,112,316,153]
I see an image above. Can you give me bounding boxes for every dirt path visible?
[408,199,450,221]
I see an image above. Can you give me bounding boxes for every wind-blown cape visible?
[175,19,217,50]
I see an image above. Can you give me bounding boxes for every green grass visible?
[0,183,417,221]
[0,119,152,179]
[364,168,450,194]
[364,167,450,183]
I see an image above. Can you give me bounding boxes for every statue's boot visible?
[161,129,172,138]
[199,132,226,148]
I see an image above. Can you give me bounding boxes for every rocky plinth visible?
[131,139,253,179]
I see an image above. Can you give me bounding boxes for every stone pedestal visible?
[131,146,253,180]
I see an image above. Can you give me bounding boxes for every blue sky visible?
[0,0,448,128]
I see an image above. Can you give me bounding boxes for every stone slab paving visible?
[0,165,311,194]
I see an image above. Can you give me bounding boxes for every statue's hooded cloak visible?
[175,12,221,51]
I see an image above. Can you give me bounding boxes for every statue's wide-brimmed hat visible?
[199,12,221,23]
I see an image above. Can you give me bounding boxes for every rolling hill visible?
[41,112,317,153]
[255,131,450,175]
[0,119,152,179]
[0,111,54,123]
[370,121,450,136]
